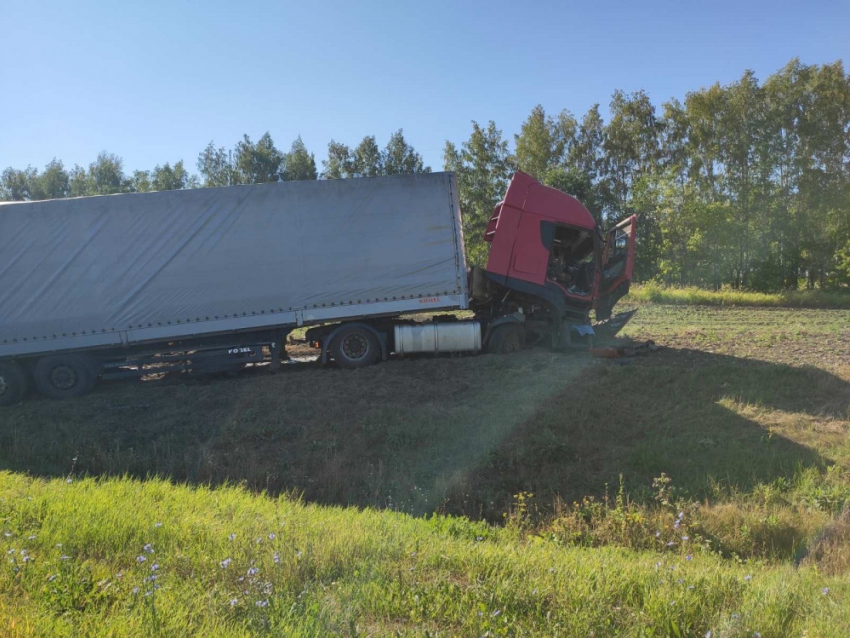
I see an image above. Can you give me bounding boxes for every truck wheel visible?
[0,361,29,407]
[33,354,97,400]
[330,326,381,369]
[487,323,526,355]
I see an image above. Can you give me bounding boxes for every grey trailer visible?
[0,172,470,402]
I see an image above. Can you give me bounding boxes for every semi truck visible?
[0,171,636,405]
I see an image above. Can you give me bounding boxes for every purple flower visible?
[666,541,676,547]
[220,558,232,569]
[229,598,238,606]
[255,599,269,608]
[744,574,752,581]
[229,533,236,541]
[143,543,154,554]
[132,586,140,595]
[247,567,259,577]
[136,555,147,563]
[151,563,159,571]
[822,587,829,595]
[268,533,276,540]
[273,552,280,564]
[685,554,692,561]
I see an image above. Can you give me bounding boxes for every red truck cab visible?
[474,172,636,346]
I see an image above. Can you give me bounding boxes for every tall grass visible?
[0,472,847,637]
[627,282,850,308]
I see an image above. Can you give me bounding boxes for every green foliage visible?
[626,282,850,308]
[281,136,318,182]
[444,121,514,265]
[0,473,847,637]
[321,131,430,180]
[234,132,283,184]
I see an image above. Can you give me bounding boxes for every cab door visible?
[594,215,636,318]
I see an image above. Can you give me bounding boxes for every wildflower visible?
[654,562,662,569]
[744,574,752,581]
[532,589,537,595]
[66,479,72,484]
[268,533,276,540]
[673,519,681,529]
[677,578,684,584]
[753,633,761,638]
[822,587,829,595]
[255,599,269,608]
[655,530,661,538]
[688,585,695,590]
[666,541,676,547]
[247,567,259,576]
[133,586,140,594]
[706,632,712,638]
[6,549,14,555]
[60,555,69,560]
[409,567,415,572]
[731,614,740,620]
[2,532,10,537]
[229,598,238,606]
[229,533,236,541]
[238,576,245,582]
[475,536,483,542]
[220,558,232,569]
[22,555,31,563]
[548,567,555,573]
[154,522,163,528]
[48,574,57,582]
[682,536,689,542]
[677,511,684,519]
[27,535,36,540]
[19,549,27,556]
[116,572,124,579]
[296,550,302,558]
[273,552,280,564]
[56,543,62,548]
[143,543,154,554]
[256,538,262,544]
[685,554,693,561]
[136,555,147,563]
[492,610,501,618]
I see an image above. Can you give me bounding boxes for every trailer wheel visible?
[0,361,29,407]
[33,354,98,400]
[330,325,381,369]
[487,323,526,355]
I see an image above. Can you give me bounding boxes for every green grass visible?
[1,473,847,637]
[1,304,849,635]
[626,282,850,309]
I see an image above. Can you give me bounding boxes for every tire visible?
[33,354,98,400]
[487,323,526,355]
[330,325,382,369]
[0,361,29,407]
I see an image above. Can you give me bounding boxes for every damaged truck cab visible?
[472,171,636,350]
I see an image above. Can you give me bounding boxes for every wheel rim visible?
[341,333,369,361]
[50,365,78,390]
[0,374,7,397]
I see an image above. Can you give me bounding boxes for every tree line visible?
[2,58,848,291]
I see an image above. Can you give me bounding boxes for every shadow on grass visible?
[0,348,845,520]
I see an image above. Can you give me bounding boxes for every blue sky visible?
[1,0,847,175]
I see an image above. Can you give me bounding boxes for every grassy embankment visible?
[1,302,849,635]
[626,282,850,309]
